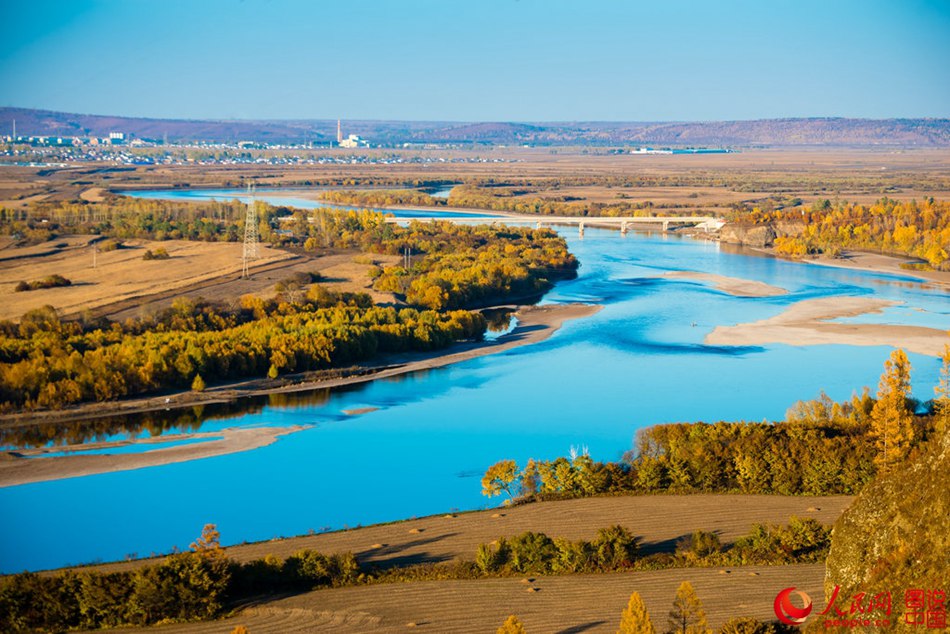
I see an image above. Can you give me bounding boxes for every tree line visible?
[0,518,825,633]
[1,198,578,312]
[483,349,949,501]
[319,188,445,208]
[734,197,950,269]
[0,288,485,411]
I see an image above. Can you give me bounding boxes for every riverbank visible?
[0,425,310,488]
[0,302,600,443]
[805,250,950,289]
[706,296,950,357]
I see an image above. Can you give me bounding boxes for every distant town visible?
[0,119,524,166]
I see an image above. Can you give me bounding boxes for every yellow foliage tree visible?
[482,460,519,501]
[935,344,950,434]
[869,349,915,469]
[191,523,223,559]
[668,581,708,634]
[618,591,656,634]
[191,373,206,392]
[497,614,527,634]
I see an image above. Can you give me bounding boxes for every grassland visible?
[79,494,852,574]
[0,236,399,322]
[74,493,850,632]
[116,564,826,633]
[3,147,950,208]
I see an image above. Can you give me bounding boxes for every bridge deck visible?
[384,214,719,224]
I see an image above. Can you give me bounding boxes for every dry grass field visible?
[2,147,949,208]
[0,237,292,321]
[113,564,827,633]
[80,494,851,633]
[0,236,399,321]
[86,494,851,575]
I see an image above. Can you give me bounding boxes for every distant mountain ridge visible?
[2,107,948,147]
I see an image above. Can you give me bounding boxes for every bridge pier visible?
[536,220,542,230]
[662,220,669,232]
[578,221,585,238]
[620,221,628,235]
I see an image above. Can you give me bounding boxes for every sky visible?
[0,0,948,122]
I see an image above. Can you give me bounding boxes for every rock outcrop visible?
[719,224,777,248]
[822,430,948,621]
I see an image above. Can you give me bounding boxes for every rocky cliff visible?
[822,430,948,627]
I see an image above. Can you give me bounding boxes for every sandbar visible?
[0,425,310,488]
[664,271,787,297]
[706,296,950,357]
[806,251,950,289]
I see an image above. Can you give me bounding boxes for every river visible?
[0,189,947,572]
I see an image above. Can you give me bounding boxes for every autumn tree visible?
[482,460,519,501]
[191,374,206,392]
[618,591,655,634]
[934,345,950,434]
[190,523,222,558]
[668,581,708,634]
[497,614,527,634]
[717,617,773,633]
[869,349,915,469]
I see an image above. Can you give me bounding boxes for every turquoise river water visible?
[0,189,947,572]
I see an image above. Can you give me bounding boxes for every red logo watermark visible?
[774,587,813,625]
[774,586,946,629]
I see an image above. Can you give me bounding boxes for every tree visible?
[191,374,206,392]
[668,581,708,634]
[618,591,655,634]
[497,615,527,634]
[717,617,775,633]
[869,349,915,469]
[190,524,222,558]
[935,344,950,434]
[482,460,519,501]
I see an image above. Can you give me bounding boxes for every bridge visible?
[383,213,725,236]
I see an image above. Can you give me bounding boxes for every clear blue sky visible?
[1,0,948,121]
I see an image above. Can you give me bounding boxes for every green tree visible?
[618,591,655,634]
[482,460,519,501]
[668,581,708,634]
[869,349,915,469]
[497,614,527,634]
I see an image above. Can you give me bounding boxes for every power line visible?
[242,183,259,278]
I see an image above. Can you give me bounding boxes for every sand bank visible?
[807,251,950,289]
[0,425,309,488]
[664,271,788,297]
[706,296,949,357]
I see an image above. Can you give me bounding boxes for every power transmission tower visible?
[242,184,259,278]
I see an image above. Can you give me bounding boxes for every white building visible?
[339,134,369,148]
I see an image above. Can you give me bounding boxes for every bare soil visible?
[107,564,828,633]
[80,493,851,575]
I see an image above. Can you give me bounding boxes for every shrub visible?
[592,525,639,570]
[142,247,170,260]
[507,532,557,573]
